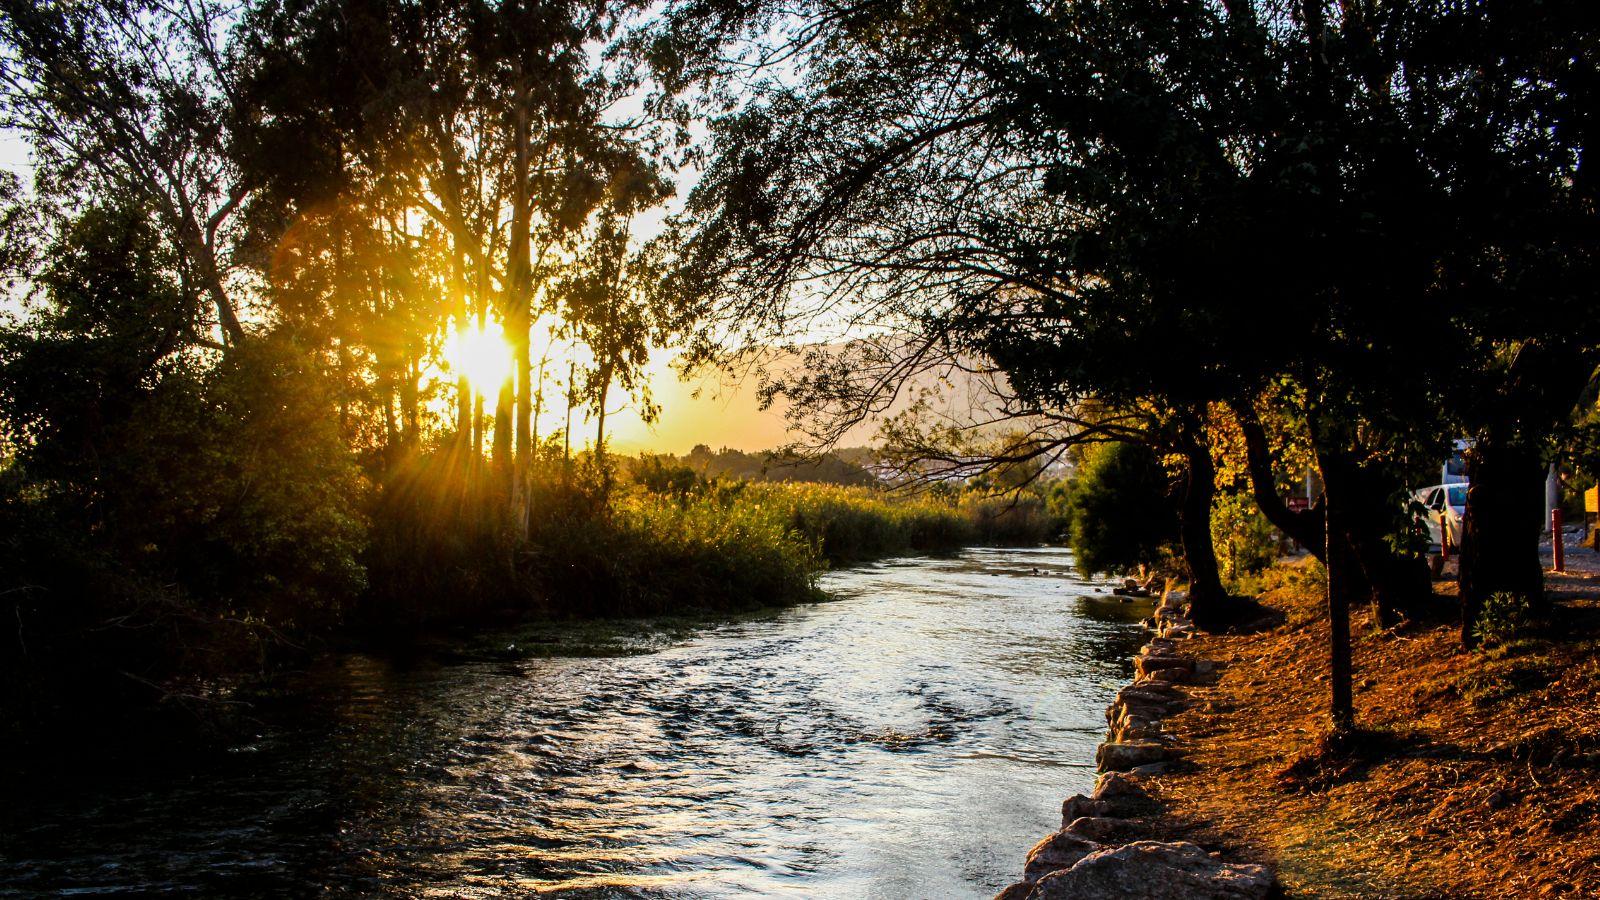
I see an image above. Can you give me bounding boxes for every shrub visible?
[1211,491,1280,589]
[1066,442,1178,577]
[1475,590,1547,647]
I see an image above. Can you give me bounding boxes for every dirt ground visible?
[1141,549,1600,899]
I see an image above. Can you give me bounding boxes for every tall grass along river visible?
[1,547,1150,897]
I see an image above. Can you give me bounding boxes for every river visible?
[1,546,1150,898]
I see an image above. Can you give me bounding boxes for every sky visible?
[602,356,801,454]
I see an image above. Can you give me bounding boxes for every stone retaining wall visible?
[989,590,1277,900]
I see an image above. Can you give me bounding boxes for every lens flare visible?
[448,323,512,390]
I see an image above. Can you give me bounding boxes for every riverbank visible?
[1134,554,1600,898]
[990,587,1278,898]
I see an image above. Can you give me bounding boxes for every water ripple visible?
[0,547,1148,899]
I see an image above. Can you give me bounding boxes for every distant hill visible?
[629,445,883,487]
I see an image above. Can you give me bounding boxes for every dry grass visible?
[1140,556,1600,898]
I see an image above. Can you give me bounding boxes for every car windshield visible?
[1446,486,1467,507]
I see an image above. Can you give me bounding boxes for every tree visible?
[561,208,670,489]
[657,0,1600,728]
[234,0,668,490]
[1067,442,1178,580]
[0,199,365,633]
[1,0,253,347]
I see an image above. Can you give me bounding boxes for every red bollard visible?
[1553,508,1565,573]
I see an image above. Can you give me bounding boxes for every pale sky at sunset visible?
[601,356,800,454]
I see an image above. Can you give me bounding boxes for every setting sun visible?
[448,323,512,391]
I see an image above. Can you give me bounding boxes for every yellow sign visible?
[1587,486,1600,514]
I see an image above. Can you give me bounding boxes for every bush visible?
[1066,442,1178,577]
[0,334,368,731]
[1211,491,1280,589]
[1475,590,1547,647]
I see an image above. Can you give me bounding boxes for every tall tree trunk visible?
[383,378,399,467]
[1459,437,1547,646]
[472,260,490,470]
[400,357,420,451]
[1316,443,1358,731]
[531,352,547,455]
[508,81,533,488]
[594,364,611,493]
[473,391,486,472]
[1177,431,1229,627]
[563,361,574,472]
[180,218,244,347]
[452,248,472,451]
[1323,466,1357,731]
[1456,342,1595,645]
[493,378,513,474]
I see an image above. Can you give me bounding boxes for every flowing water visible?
[1,547,1151,898]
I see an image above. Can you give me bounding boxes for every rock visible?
[1096,741,1170,772]
[1113,719,1164,743]
[1130,761,1174,776]
[993,881,1036,900]
[1136,668,1190,686]
[1108,704,1172,743]
[1117,687,1184,710]
[1092,772,1148,800]
[1024,830,1104,880]
[1123,682,1186,701]
[1108,699,1172,730]
[1063,815,1148,844]
[1159,623,1196,640]
[1194,659,1216,675]
[1030,841,1275,900]
[1062,794,1112,823]
[1135,653,1195,674]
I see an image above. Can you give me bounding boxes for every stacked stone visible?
[991,773,1272,899]
[991,590,1275,899]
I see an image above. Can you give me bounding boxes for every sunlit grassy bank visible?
[366,458,1056,625]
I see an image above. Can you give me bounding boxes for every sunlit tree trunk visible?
[507,80,534,498]
[563,361,574,473]
[595,362,612,493]
[383,378,399,465]
[400,356,421,451]
[1233,400,1326,554]
[1240,400,1429,624]
[472,258,491,468]
[531,351,547,457]
[452,247,472,451]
